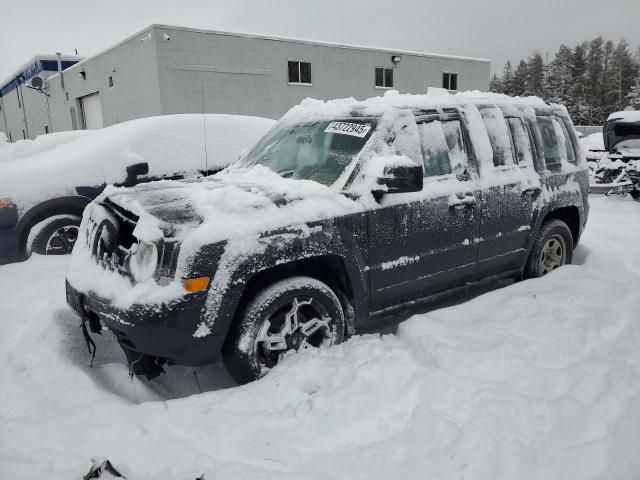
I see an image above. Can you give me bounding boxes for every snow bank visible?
[2,196,640,479]
[0,130,92,163]
[582,132,605,152]
[0,114,275,213]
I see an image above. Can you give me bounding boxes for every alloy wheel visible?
[539,234,566,275]
[255,296,336,369]
[45,225,79,254]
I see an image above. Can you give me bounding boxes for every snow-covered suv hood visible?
[100,166,363,248]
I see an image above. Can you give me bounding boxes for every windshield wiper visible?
[279,169,295,178]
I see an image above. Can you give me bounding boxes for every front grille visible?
[84,206,134,276]
[82,202,179,280]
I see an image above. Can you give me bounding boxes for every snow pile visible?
[582,132,605,152]
[2,196,640,479]
[0,114,275,212]
[0,130,92,163]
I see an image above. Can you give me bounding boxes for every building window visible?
[44,125,49,134]
[108,76,114,88]
[375,67,394,88]
[442,72,458,91]
[65,92,69,101]
[288,61,312,85]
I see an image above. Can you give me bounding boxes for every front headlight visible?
[128,241,158,282]
[0,198,15,209]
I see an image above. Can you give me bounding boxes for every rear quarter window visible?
[536,116,577,168]
[536,116,562,169]
[557,119,577,164]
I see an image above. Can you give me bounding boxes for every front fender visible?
[196,214,369,339]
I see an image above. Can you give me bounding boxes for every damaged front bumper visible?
[65,281,225,371]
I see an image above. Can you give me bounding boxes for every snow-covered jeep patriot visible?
[66,92,590,384]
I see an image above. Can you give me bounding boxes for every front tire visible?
[524,219,573,278]
[28,215,81,256]
[223,276,345,384]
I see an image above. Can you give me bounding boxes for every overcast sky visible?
[1,0,639,82]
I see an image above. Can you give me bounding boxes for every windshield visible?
[238,119,377,186]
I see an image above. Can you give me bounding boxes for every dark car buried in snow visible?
[66,92,589,384]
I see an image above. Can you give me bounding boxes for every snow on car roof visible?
[607,111,640,123]
[0,114,275,211]
[281,89,553,124]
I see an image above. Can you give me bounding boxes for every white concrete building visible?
[0,25,491,140]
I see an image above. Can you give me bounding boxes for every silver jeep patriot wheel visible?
[524,219,573,278]
[223,276,345,384]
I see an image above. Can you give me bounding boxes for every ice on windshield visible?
[238,119,377,186]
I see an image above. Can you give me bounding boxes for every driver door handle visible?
[450,195,477,209]
[522,187,541,197]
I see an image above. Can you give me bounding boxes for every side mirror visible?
[374,164,423,195]
[124,162,149,187]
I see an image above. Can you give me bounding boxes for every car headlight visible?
[0,198,15,210]
[128,241,158,282]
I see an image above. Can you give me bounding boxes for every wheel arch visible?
[16,196,91,256]
[231,254,361,339]
[540,206,581,247]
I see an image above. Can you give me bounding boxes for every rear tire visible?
[29,215,81,255]
[223,276,345,384]
[524,219,573,279]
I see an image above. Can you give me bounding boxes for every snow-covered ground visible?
[1,195,639,479]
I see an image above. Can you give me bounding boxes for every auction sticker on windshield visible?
[325,121,372,138]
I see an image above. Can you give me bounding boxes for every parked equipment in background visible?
[590,111,640,199]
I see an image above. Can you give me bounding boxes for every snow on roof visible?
[0,114,275,210]
[281,89,551,123]
[607,111,640,123]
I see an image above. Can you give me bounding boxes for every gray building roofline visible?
[151,24,491,64]
[46,25,156,81]
[47,22,490,85]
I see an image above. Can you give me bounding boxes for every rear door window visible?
[417,119,470,177]
[507,118,534,166]
[480,107,515,167]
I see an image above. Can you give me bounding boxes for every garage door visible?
[80,93,103,130]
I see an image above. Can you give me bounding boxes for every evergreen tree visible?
[625,74,640,110]
[494,37,639,124]
[525,52,545,96]
[489,73,503,93]
[512,60,528,96]
[501,61,515,95]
